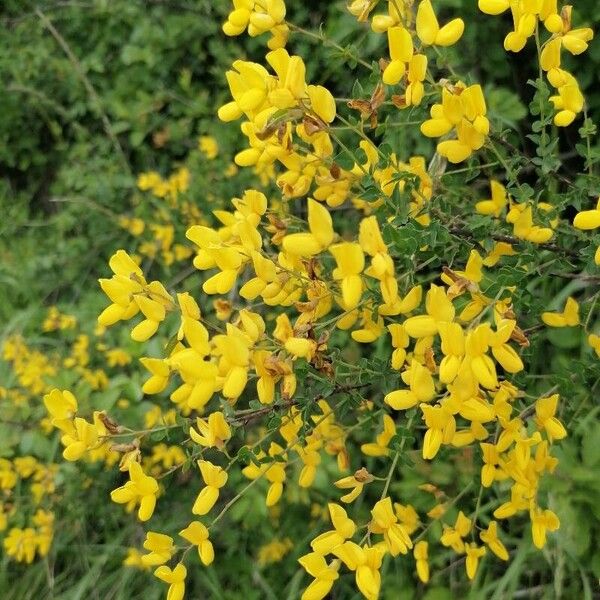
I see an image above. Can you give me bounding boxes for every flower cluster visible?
[3,1,597,599]
[479,0,593,126]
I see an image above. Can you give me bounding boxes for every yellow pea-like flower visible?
[283,198,335,256]
[541,296,579,327]
[530,507,560,549]
[465,543,486,580]
[141,532,175,567]
[534,394,567,441]
[60,417,98,462]
[190,412,232,449]
[476,180,508,217]
[480,521,509,560]
[414,540,430,583]
[298,552,339,600]
[307,85,336,123]
[588,333,600,358]
[385,389,419,410]
[192,460,228,515]
[573,200,600,230]
[111,462,159,522]
[43,388,78,430]
[179,521,214,566]
[421,404,455,459]
[416,0,464,47]
[154,563,187,600]
[330,242,365,309]
[310,503,356,554]
[370,497,413,556]
[383,26,413,85]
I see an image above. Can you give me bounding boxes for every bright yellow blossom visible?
[154,563,187,600]
[179,521,214,566]
[192,460,228,515]
[541,297,579,327]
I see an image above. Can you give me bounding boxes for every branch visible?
[229,381,371,427]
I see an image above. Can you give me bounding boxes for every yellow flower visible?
[480,521,509,560]
[298,552,339,600]
[478,0,508,16]
[192,460,228,515]
[406,54,428,106]
[385,359,436,410]
[414,540,429,583]
[588,333,600,358]
[141,532,175,566]
[403,284,454,337]
[214,298,233,320]
[190,412,232,449]
[476,180,508,217]
[154,563,187,600]
[4,528,37,563]
[361,414,396,457]
[257,538,293,566]
[530,507,560,549]
[14,456,38,478]
[421,403,456,459]
[370,497,413,556]
[98,250,173,340]
[285,336,317,360]
[334,468,373,503]
[199,135,219,159]
[422,83,488,163]
[179,521,214,566]
[416,0,464,47]
[43,388,78,431]
[394,503,420,535]
[383,26,413,85]
[329,242,365,310]
[465,542,486,580]
[111,462,159,522]
[123,548,150,569]
[388,324,409,370]
[463,323,498,390]
[437,321,465,383]
[261,443,287,506]
[541,297,579,327]
[332,541,384,600]
[480,443,505,487]
[534,394,567,441]
[307,85,336,123]
[310,503,356,555]
[573,198,600,230]
[489,319,524,374]
[351,308,385,343]
[140,358,170,395]
[61,417,99,461]
[118,216,145,236]
[137,170,162,191]
[550,76,584,127]
[211,329,251,401]
[483,241,516,267]
[283,198,335,257]
[223,0,288,49]
[440,511,471,553]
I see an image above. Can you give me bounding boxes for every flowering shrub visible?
[1,1,600,598]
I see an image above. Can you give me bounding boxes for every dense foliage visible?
[1,1,599,599]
